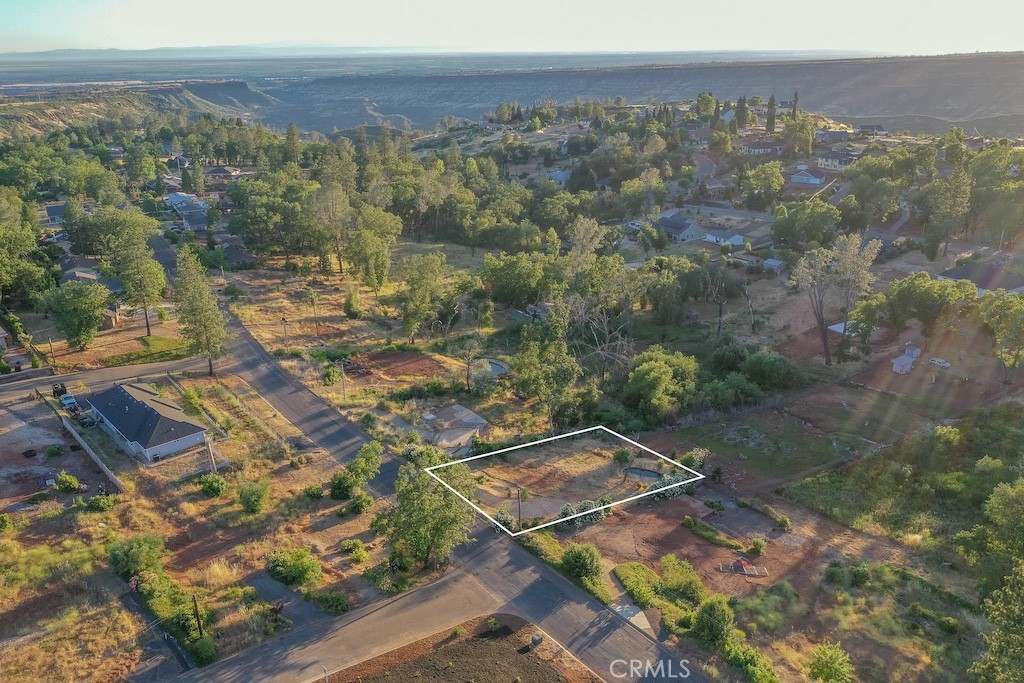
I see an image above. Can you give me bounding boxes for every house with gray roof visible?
[87,383,207,462]
[658,211,705,241]
[938,260,1024,296]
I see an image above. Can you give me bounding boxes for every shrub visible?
[267,547,322,586]
[223,283,243,300]
[387,549,411,573]
[238,479,270,513]
[849,563,871,588]
[613,563,659,608]
[748,538,767,557]
[55,471,79,492]
[305,588,349,615]
[824,562,847,585]
[659,554,707,604]
[198,473,227,497]
[188,636,219,666]
[562,543,603,580]
[359,412,378,429]
[777,515,793,531]
[452,626,465,637]
[348,491,373,514]
[181,387,204,415]
[692,595,735,647]
[27,491,47,504]
[329,471,357,500]
[807,640,855,683]
[340,539,365,553]
[349,547,369,564]
[86,494,117,511]
[303,483,324,500]
[487,616,501,632]
[613,447,633,465]
[323,365,342,386]
[0,513,11,531]
[108,533,165,577]
[938,616,959,634]
[46,445,62,457]
[343,290,362,319]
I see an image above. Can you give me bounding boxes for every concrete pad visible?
[612,601,655,636]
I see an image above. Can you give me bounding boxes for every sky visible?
[1,0,1022,55]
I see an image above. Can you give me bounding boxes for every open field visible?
[19,307,184,371]
[433,433,696,528]
[330,614,600,683]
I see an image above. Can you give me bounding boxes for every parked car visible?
[929,357,951,369]
[60,393,78,409]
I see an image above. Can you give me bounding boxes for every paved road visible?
[171,568,501,683]
[456,530,708,683]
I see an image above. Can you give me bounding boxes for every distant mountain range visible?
[2,50,1024,137]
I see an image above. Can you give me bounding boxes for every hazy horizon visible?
[3,0,1023,55]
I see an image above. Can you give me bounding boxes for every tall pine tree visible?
[175,248,231,376]
[767,95,777,134]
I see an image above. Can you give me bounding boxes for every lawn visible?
[678,412,851,478]
[102,335,191,367]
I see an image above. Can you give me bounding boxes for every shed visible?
[892,355,914,374]
[763,258,786,274]
[904,344,922,359]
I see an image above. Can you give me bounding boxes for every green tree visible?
[807,641,855,683]
[742,161,784,209]
[397,252,450,342]
[772,198,841,249]
[970,560,1024,683]
[766,94,777,134]
[349,441,384,487]
[708,130,733,157]
[510,327,582,429]
[110,213,164,336]
[695,92,715,118]
[45,281,110,350]
[125,143,156,182]
[562,543,603,580]
[980,291,1024,382]
[622,345,700,422]
[346,230,391,295]
[175,248,231,376]
[371,460,476,568]
[692,595,735,647]
[791,249,837,365]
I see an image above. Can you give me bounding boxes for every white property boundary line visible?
[425,425,705,537]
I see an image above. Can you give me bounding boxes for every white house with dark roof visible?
[791,169,828,185]
[87,383,207,462]
[817,150,860,172]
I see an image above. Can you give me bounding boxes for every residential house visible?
[690,127,714,146]
[39,202,67,227]
[823,130,851,144]
[739,139,782,156]
[87,383,208,463]
[205,166,241,180]
[856,124,888,136]
[937,260,1024,296]
[704,230,746,247]
[790,169,828,185]
[421,403,489,449]
[816,150,860,172]
[720,109,736,125]
[166,192,209,230]
[762,258,786,274]
[106,145,125,161]
[545,169,571,187]
[701,177,729,198]
[658,211,705,241]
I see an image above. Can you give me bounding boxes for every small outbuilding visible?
[892,355,914,375]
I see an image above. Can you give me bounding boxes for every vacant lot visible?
[331,614,600,683]
[434,434,694,527]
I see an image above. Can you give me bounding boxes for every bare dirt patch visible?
[436,434,693,527]
[330,614,600,683]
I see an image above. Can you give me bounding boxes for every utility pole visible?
[282,317,288,350]
[517,488,522,531]
[48,337,55,364]
[340,363,348,401]
[192,594,205,638]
